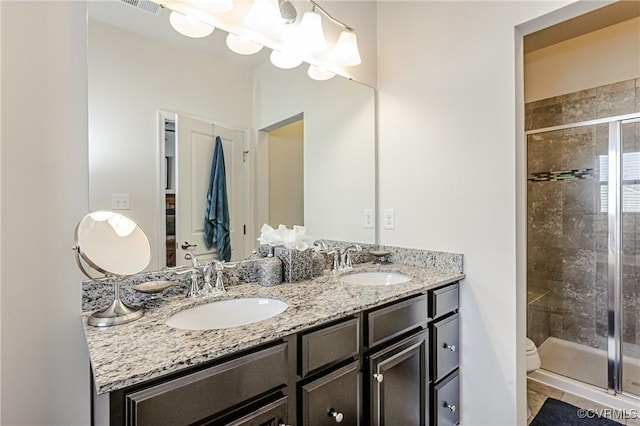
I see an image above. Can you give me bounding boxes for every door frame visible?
[156,110,251,266]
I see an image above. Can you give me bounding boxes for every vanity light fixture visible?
[226,33,264,55]
[307,64,335,81]
[296,8,326,53]
[169,10,214,38]
[244,0,284,35]
[270,50,303,69]
[330,30,362,66]
[158,0,362,79]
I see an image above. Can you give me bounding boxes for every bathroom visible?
[524,1,640,420]
[1,1,639,425]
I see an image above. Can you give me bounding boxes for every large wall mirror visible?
[88,1,376,270]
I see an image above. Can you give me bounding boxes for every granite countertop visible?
[84,262,464,395]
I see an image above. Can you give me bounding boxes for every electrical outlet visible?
[112,194,131,210]
[364,209,374,229]
[383,209,395,230]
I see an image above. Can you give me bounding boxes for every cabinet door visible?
[300,362,360,426]
[368,329,429,426]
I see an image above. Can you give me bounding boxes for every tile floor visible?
[527,378,640,425]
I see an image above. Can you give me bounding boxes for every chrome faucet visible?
[175,267,200,298]
[341,245,362,270]
[201,261,214,295]
[184,251,199,267]
[212,260,227,293]
[329,245,362,271]
[328,247,341,271]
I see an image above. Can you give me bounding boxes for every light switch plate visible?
[112,194,131,210]
[364,209,374,228]
[383,209,395,230]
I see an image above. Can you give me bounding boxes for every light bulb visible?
[226,33,264,55]
[270,50,302,69]
[307,64,335,81]
[297,11,326,53]
[245,0,283,35]
[330,30,361,66]
[169,11,214,38]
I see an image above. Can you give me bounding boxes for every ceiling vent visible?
[120,0,162,16]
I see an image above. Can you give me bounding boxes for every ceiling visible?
[525,0,640,53]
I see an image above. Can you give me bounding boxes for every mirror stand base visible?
[88,292,144,327]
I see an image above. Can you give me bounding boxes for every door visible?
[176,114,246,265]
[368,329,429,426]
[619,119,640,397]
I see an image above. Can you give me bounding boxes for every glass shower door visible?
[620,120,640,397]
[527,124,607,389]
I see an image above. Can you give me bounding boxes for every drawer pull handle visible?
[278,424,290,426]
[443,343,456,352]
[328,408,344,423]
[373,373,384,383]
[444,402,456,412]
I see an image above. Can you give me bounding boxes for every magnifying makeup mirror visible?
[73,210,151,326]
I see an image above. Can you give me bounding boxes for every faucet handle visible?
[211,260,236,271]
[313,240,328,251]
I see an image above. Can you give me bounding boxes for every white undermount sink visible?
[339,271,412,286]
[166,298,288,330]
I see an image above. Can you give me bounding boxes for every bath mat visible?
[530,398,623,426]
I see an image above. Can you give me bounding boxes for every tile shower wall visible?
[526,78,640,354]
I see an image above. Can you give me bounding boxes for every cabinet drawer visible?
[433,371,459,426]
[430,284,458,319]
[224,396,288,426]
[300,362,360,426]
[300,317,359,377]
[125,342,287,426]
[366,294,428,348]
[432,313,459,382]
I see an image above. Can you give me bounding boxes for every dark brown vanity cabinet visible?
[97,282,460,426]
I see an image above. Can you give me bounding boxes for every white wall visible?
[1,2,89,425]
[376,2,571,425]
[254,63,376,244]
[89,20,253,270]
[525,16,640,102]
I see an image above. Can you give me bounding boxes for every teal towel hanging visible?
[204,136,231,261]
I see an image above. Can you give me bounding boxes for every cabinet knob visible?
[444,402,456,412]
[373,373,384,383]
[328,408,344,423]
[443,343,456,352]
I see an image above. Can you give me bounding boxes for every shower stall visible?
[526,79,640,400]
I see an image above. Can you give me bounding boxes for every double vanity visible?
[84,251,463,426]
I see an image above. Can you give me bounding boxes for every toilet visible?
[526,337,541,372]
[526,338,541,418]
